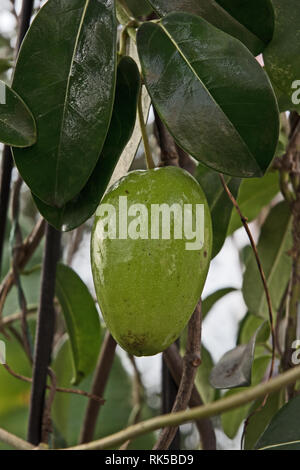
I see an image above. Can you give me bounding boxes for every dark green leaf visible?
[12,0,117,207]
[55,263,101,385]
[196,164,240,257]
[227,171,279,235]
[148,0,273,55]
[202,287,237,319]
[126,0,153,17]
[255,395,300,450]
[242,201,292,319]
[210,322,269,389]
[215,0,274,45]
[264,0,300,114]
[0,80,36,147]
[137,13,279,178]
[221,355,271,438]
[33,56,140,231]
[244,392,283,450]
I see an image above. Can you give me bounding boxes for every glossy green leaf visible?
[148,0,273,55]
[126,0,153,17]
[196,164,240,257]
[228,171,279,234]
[221,355,271,439]
[264,0,300,114]
[255,395,300,450]
[202,287,237,319]
[33,56,140,231]
[210,322,269,389]
[12,0,117,207]
[137,13,279,178]
[244,392,283,450]
[243,201,292,319]
[55,263,101,385]
[0,80,36,147]
[216,0,274,45]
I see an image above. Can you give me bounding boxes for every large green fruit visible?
[91,167,212,356]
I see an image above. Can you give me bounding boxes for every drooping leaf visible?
[227,171,279,235]
[33,56,140,231]
[210,322,269,389]
[255,395,300,450]
[263,0,300,113]
[196,164,240,257]
[216,0,274,45]
[0,80,36,147]
[55,264,101,385]
[147,0,274,55]
[137,13,279,178]
[221,355,271,439]
[202,287,237,319]
[244,391,283,450]
[242,201,292,319]
[12,0,117,207]
[52,335,156,449]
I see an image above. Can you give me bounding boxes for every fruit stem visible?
[138,87,155,169]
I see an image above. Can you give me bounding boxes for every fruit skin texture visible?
[91,166,212,356]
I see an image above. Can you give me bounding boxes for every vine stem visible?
[79,332,117,443]
[1,364,300,450]
[27,224,61,445]
[0,0,35,275]
[138,87,155,169]
[163,343,216,450]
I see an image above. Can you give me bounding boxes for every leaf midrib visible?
[158,19,260,172]
[54,0,90,203]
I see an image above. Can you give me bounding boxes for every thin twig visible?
[163,343,216,450]
[219,174,276,380]
[219,174,276,447]
[0,217,45,319]
[153,302,202,450]
[11,176,32,362]
[79,332,117,443]
[0,0,35,275]
[2,361,105,403]
[0,427,36,451]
